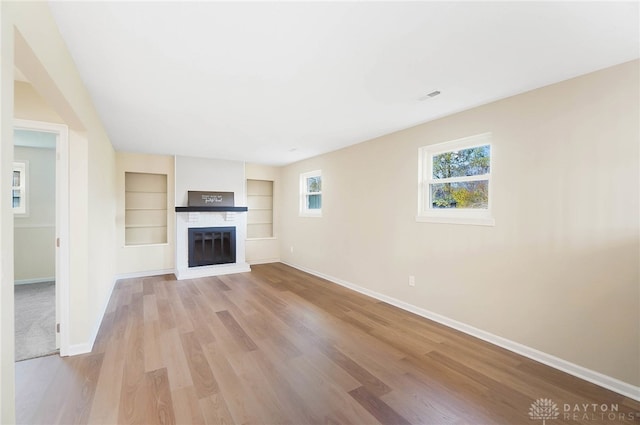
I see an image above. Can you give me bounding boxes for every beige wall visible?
[279,60,639,387]
[246,163,281,264]
[14,81,63,123]
[116,152,175,275]
[14,146,56,281]
[1,3,118,421]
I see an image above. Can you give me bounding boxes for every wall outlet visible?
[408,276,415,287]
[290,246,294,253]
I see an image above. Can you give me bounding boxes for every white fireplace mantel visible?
[175,210,250,280]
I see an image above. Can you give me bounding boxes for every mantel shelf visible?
[175,206,248,212]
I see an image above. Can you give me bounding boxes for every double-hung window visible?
[12,161,28,216]
[300,170,322,217]
[417,133,494,226]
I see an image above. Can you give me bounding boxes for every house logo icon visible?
[529,398,560,424]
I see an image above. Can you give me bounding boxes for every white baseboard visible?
[282,261,640,402]
[248,258,281,265]
[63,273,120,357]
[14,277,55,285]
[66,342,94,356]
[175,263,251,280]
[114,268,176,281]
[63,266,224,358]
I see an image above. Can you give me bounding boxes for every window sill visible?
[299,212,322,218]
[416,214,495,226]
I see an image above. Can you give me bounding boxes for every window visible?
[12,161,28,215]
[417,133,494,226]
[300,170,322,217]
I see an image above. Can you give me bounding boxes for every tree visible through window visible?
[418,133,494,226]
[431,145,490,209]
[300,170,322,217]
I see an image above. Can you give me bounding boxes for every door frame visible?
[13,118,69,356]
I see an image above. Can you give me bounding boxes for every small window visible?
[300,170,322,217]
[417,133,494,226]
[12,161,28,216]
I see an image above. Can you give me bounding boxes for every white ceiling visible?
[48,1,638,166]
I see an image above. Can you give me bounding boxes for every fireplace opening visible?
[188,227,236,267]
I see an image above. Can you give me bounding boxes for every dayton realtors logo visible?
[529,398,637,423]
[529,398,559,425]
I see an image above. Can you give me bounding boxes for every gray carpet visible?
[14,282,57,362]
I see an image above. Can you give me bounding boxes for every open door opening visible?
[13,119,69,360]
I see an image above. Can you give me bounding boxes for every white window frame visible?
[417,133,494,226]
[12,160,29,216]
[299,170,322,217]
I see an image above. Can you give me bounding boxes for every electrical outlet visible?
[290,246,294,253]
[408,276,415,287]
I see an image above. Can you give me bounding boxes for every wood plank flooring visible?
[15,263,640,424]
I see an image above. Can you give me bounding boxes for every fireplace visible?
[174,157,251,279]
[188,227,236,267]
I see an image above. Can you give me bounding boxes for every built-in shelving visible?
[247,179,273,238]
[125,172,168,245]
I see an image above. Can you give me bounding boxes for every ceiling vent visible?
[419,90,441,101]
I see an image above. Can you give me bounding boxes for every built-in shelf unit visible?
[247,179,273,238]
[125,172,168,245]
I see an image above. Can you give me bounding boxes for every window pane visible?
[432,145,490,179]
[307,194,322,210]
[430,180,488,209]
[13,171,20,187]
[307,176,321,193]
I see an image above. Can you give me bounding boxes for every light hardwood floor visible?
[16,263,639,424]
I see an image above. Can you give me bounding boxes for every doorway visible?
[13,119,69,359]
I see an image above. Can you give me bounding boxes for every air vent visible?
[418,90,441,101]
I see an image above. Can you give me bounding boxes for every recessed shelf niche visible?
[247,179,273,238]
[125,172,168,245]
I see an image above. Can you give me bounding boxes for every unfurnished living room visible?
[1,1,639,424]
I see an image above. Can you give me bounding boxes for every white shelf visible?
[125,172,168,246]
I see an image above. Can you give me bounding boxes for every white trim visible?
[416,214,495,226]
[299,211,322,218]
[66,273,119,357]
[11,160,28,216]
[299,169,322,217]
[14,277,55,285]
[175,262,251,280]
[114,269,176,280]
[66,342,94,357]
[14,119,70,356]
[68,270,177,357]
[13,224,55,229]
[281,261,640,402]
[429,174,489,184]
[418,133,494,225]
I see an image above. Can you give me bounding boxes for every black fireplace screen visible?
[188,227,236,267]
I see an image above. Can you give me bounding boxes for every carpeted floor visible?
[14,282,57,362]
